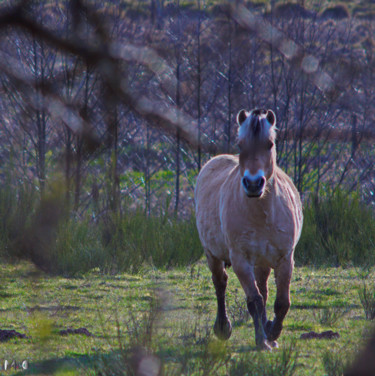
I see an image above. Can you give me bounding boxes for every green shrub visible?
[296,190,375,267]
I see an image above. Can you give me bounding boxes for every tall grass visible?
[1,180,375,274]
[0,182,203,276]
[53,219,105,276]
[33,210,203,276]
[99,209,203,274]
[295,190,375,267]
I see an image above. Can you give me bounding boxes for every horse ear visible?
[237,109,248,126]
[266,110,276,126]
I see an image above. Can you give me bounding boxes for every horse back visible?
[195,155,238,260]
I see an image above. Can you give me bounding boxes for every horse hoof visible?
[265,320,281,342]
[257,340,272,351]
[267,340,279,348]
[214,319,232,340]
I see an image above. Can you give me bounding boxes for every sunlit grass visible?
[0,262,372,375]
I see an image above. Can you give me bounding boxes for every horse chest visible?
[244,228,291,262]
[223,211,295,267]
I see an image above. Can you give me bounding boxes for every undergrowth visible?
[0,183,202,276]
[1,181,375,275]
[295,190,375,267]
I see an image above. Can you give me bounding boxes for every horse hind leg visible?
[206,251,232,340]
[265,257,293,342]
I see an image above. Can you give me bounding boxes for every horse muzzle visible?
[242,174,266,198]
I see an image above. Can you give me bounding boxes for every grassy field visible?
[0,260,373,375]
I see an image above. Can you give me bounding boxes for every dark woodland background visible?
[1,0,375,273]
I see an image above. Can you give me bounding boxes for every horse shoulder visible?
[219,166,250,246]
[195,155,238,205]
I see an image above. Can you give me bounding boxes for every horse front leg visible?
[255,265,278,348]
[231,254,271,350]
[255,265,271,326]
[265,255,293,342]
[206,251,232,340]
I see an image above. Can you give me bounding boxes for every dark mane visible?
[251,108,267,117]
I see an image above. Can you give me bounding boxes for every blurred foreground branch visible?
[230,3,366,112]
[0,0,202,150]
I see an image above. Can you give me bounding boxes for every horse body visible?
[196,156,301,268]
[195,109,303,350]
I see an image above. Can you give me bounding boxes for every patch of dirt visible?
[293,304,321,310]
[300,330,340,340]
[59,327,93,337]
[0,329,27,342]
[28,305,80,312]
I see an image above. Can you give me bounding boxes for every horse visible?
[195,108,303,350]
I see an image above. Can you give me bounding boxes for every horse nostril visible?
[242,176,250,190]
[256,177,265,189]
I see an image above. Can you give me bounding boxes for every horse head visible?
[237,108,277,198]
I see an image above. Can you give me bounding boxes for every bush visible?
[296,190,375,267]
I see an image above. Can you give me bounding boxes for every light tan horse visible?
[195,108,303,350]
